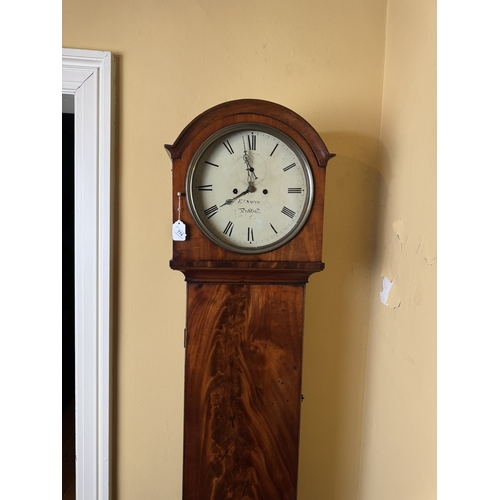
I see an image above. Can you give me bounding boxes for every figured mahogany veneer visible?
[166,99,334,500]
[165,99,334,277]
[184,284,304,500]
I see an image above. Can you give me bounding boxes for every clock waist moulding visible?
[165,99,335,500]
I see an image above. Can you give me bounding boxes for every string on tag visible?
[177,192,182,221]
[172,191,187,241]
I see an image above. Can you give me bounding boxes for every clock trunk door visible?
[183,283,305,500]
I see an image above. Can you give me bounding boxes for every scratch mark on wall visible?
[198,0,212,70]
[393,219,407,255]
[416,237,423,255]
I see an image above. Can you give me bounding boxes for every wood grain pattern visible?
[166,100,333,167]
[165,99,334,266]
[166,100,332,499]
[171,260,324,285]
[183,284,305,500]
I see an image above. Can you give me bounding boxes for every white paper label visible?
[172,220,187,241]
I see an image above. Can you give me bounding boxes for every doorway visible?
[62,109,75,499]
[62,48,115,500]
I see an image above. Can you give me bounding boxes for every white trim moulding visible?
[62,48,115,500]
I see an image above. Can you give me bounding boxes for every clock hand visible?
[220,185,256,207]
[242,137,258,182]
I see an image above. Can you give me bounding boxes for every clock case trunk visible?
[165,99,334,500]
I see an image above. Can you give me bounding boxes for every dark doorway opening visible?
[62,112,75,500]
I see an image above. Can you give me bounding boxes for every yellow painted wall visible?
[358,0,437,498]
[62,0,435,498]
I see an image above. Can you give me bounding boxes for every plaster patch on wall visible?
[380,277,402,309]
[413,283,424,306]
[380,277,393,305]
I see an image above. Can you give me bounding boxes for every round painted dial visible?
[185,123,314,254]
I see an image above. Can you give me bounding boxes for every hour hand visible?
[220,188,250,207]
[220,185,257,207]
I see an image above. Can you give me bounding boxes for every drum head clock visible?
[165,99,335,500]
[166,99,334,272]
[186,122,314,254]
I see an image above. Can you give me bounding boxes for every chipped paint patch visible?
[380,277,393,305]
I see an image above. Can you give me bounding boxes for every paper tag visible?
[172,220,187,241]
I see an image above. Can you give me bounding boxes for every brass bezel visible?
[185,123,314,254]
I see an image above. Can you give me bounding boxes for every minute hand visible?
[242,137,258,182]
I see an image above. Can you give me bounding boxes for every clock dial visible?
[186,124,314,254]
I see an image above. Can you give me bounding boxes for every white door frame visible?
[62,48,115,500]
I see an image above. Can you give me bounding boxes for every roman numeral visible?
[270,223,278,234]
[270,143,279,156]
[288,187,302,194]
[223,221,234,236]
[281,206,296,219]
[247,134,257,150]
[247,227,254,242]
[283,162,296,172]
[204,205,218,219]
[196,185,213,191]
[223,140,234,154]
[205,161,219,168]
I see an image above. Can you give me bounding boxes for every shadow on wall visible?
[298,131,386,500]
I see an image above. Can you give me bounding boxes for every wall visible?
[62,0,435,498]
[358,0,436,498]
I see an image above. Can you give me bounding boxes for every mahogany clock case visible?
[165,99,334,500]
[183,283,305,499]
[165,99,335,284]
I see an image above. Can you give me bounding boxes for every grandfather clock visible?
[165,99,334,500]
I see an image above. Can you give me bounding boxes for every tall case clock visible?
[165,99,334,500]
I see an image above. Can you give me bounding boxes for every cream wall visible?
[62,0,435,498]
[358,0,436,498]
